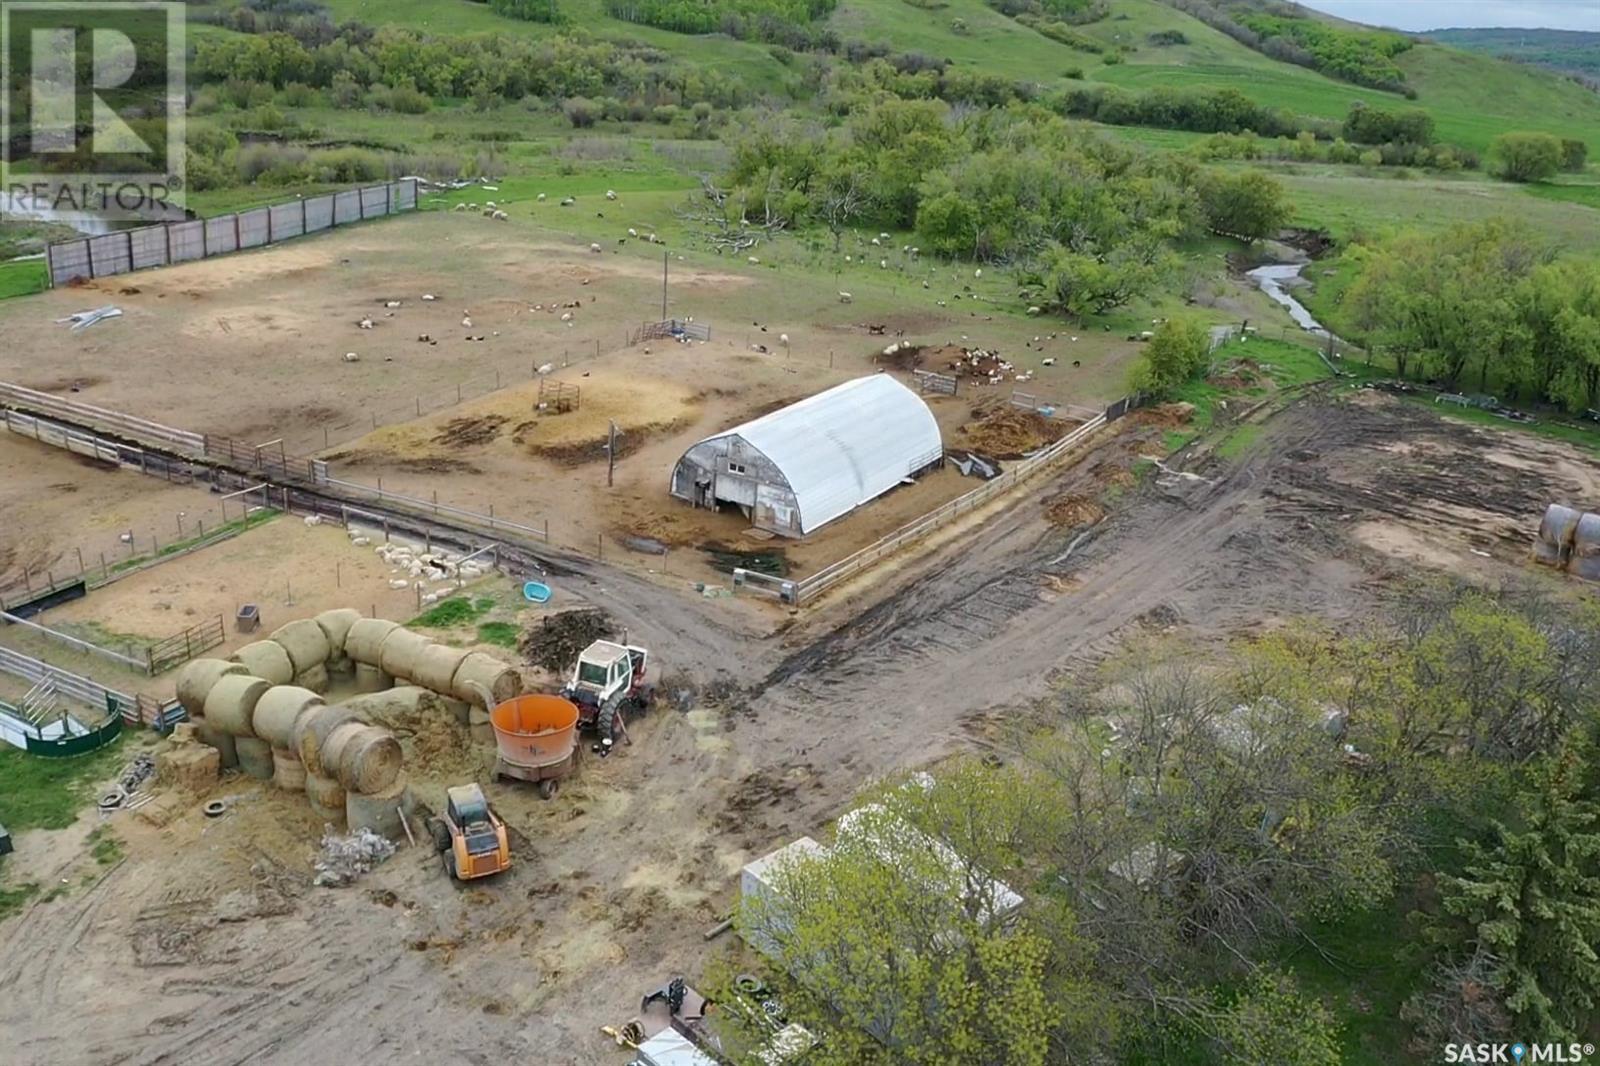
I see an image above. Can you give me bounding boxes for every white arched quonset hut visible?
[669,375,943,538]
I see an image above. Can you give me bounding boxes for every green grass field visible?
[0,734,129,832]
[0,260,47,299]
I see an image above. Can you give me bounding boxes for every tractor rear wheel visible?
[597,701,620,744]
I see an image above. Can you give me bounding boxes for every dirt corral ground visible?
[4,386,1595,1065]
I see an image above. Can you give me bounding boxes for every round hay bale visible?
[192,715,238,769]
[468,706,495,747]
[294,663,330,695]
[297,706,362,775]
[344,618,401,665]
[452,651,523,708]
[314,608,364,656]
[176,659,246,717]
[378,627,433,682]
[336,726,404,794]
[336,686,445,730]
[203,674,271,737]
[235,736,274,780]
[353,661,391,693]
[230,641,294,686]
[443,697,472,727]
[411,643,470,695]
[251,686,323,748]
[268,619,331,675]
[272,747,306,792]
[345,774,416,842]
[319,721,367,782]
[306,773,346,824]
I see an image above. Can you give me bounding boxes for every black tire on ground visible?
[441,849,456,879]
[429,819,450,853]
[539,779,558,800]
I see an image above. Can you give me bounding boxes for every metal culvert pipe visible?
[203,674,271,737]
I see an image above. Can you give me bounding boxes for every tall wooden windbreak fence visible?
[43,179,420,287]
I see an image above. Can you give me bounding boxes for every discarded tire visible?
[203,675,272,737]
[269,618,331,675]
[235,736,275,780]
[203,800,227,818]
[353,661,392,694]
[345,775,415,842]
[231,640,295,686]
[193,715,239,769]
[336,725,403,795]
[314,608,364,655]
[344,618,401,666]
[250,686,324,748]
[305,773,346,824]
[452,651,523,708]
[412,643,470,695]
[296,706,361,776]
[272,747,307,792]
[377,627,432,682]
[175,658,247,717]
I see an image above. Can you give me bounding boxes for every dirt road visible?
[0,388,1585,1065]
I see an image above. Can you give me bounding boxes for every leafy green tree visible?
[1213,970,1342,1066]
[1127,317,1210,394]
[1198,169,1289,243]
[1561,138,1589,173]
[1492,131,1565,183]
[1426,741,1600,1039]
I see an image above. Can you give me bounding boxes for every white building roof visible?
[693,375,941,534]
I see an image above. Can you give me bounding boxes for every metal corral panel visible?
[392,179,417,210]
[205,216,237,256]
[167,221,203,263]
[129,227,169,271]
[269,202,305,241]
[48,239,92,285]
[680,376,941,535]
[360,184,388,216]
[237,207,270,249]
[305,194,335,232]
[1574,512,1600,582]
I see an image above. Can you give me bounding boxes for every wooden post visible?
[75,547,85,575]
[163,223,172,266]
[607,420,617,488]
[101,552,109,580]
[233,213,241,250]
[125,230,134,270]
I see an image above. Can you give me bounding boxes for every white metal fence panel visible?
[269,201,305,240]
[237,207,270,249]
[360,184,388,216]
[204,216,238,256]
[129,227,169,270]
[305,193,335,231]
[169,220,205,262]
[88,233,132,277]
[47,239,92,285]
[333,189,361,225]
[392,180,417,210]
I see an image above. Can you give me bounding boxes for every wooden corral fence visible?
[144,616,225,675]
[203,435,329,484]
[638,319,712,343]
[0,382,205,456]
[0,645,142,726]
[913,369,958,396]
[43,179,420,287]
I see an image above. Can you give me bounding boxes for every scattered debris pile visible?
[313,826,397,887]
[701,542,789,577]
[432,415,508,448]
[874,342,924,371]
[956,405,1068,459]
[1044,494,1106,528]
[519,609,615,671]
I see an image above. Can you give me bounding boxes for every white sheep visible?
[560,196,575,206]
[537,192,547,202]
[590,242,602,252]
[1027,306,1042,316]
[975,268,983,279]
[628,227,638,237]
[870,237,881,246]
[358,317,373,329]
[747,255,760,264]
[452,203,466,212]
[343,351,360,362]
[838,291,853,304]
[560,311,573,322]
[385,300,401,308]
[779,333,790,346]
[422,293,436,301]
[462,315,473,328]
[605,189,617,200]
[536,362,553,374]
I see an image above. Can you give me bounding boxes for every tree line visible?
[1343,219,1600,413]
[728,584,1600,1063]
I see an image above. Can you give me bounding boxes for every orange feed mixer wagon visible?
[488,694,582,799]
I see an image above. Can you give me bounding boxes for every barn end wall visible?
[671,436,803,536]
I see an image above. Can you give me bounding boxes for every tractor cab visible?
[565,640,648,707]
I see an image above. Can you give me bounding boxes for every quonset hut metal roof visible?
[687,374,941,535]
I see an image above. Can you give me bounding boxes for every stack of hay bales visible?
[173,613,522,842]
[156,722,221,794]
